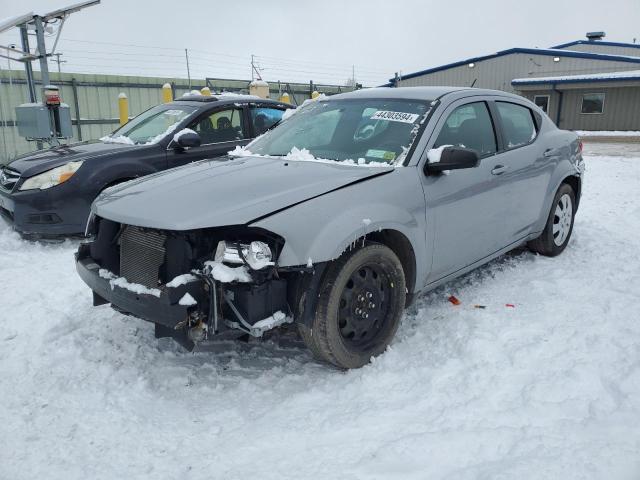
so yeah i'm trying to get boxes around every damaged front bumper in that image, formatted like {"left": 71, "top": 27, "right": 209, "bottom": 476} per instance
{"left": 75, "top": 241, "right": 294, "bottom": 346}
{"left": 75, "top": 247, "right": 204, "bottom": 329}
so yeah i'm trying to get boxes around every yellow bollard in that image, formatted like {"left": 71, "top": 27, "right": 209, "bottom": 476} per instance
{"left": 311, "top": 90, "right": 320, "bottom": 99}
{"left": 280, "top": 92, "right": 290, "bottom": 104}
{"left": 162, "top": 83, "right": 173, "bottom": 103}
{"left": 200, "top": 87, "right": 212, "bottom": 96}
{"left": 118, "top": 92, "right": 129, "bottom": 126}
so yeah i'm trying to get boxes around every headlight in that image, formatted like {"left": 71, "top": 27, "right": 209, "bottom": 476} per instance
{"left": 19, "top": 161, "right": 83, "bottom": 191}
{"left": 215, "top": 240, "right": 273, "bottom": 270}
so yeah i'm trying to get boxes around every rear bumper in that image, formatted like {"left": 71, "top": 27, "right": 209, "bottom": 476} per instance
{"left": 75, "top": 247, "right": 205, "bottom": 329}
{"left": 0, "top": 183, "right": 90, "bottom": 236}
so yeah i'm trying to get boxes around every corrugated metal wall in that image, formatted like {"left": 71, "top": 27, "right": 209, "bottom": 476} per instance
{"left": 397, "top": 53, "right": 640, "bottom": 92}
{"left": 555, "top": 43, "right": 640, "bottom": 58}
{"left": 0, "top": 69, "right": 352, "bottom": 165}
{"left": 518, "top": 83, "right": 640, "bottom": 131}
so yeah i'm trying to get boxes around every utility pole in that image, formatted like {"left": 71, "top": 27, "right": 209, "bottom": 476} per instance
{"left": 251, "top": 54, "right": 262, "bottom": 81}
{"left": 352, "top": 64, "right": 355, "bottom": 88}
{"left": 52, "top": 53, "right": 66, "bottom": 74}
{"left": 19, "top": 25, "right": 37, "bottom": 103}
{"left": 33, "top": 16, "right": 51, "bottom": 89}
{"left": 185, "top": 48, "right": 191, "bottom": 89}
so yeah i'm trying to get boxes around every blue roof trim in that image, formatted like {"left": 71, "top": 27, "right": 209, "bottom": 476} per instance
{"left": 512, "top": 75, "right": 640, "bottom": 86}
{"left": 552, "top": 40, "right": 640, "bottom": 50}
{"left": 392, "top": 47, "right": 640, "bottom": 82}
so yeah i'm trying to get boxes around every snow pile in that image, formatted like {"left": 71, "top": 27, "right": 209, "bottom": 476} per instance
{"left": 100, "top": 135, "right": 135, "bottom": 145}
{"left": 283, "top": 146, "right": 315, "bottom": 161}
{"left": 1, "top": 143, "right": 640, "bottom": 479}
{"left": 426, "top": 144, "right": 453, "bottom": 163}
{"left": 203, "top": 260, "right": 251, "bottom": 283}
{"left": 172, "top": 128, "right": 197, "bottom": 144}
{"left": 166, "top": 273, "right": 198, "bottom": 288}
{"left": 98, "top": 269, "right": 161, "bottom": 297}
{"left": 513, "top": 69, "right": 640, "bottom": 84}
{"left": 178, "top": 293, "right": 197, "bottom": 306}
{"left": 251, "top": 311, "right": 290, "bottom": 334}
{"left": 227, "top": 145, "right": 254, "bottom": 157}
{"left": 576, "top": 130, "right": 640, "bottom": 137}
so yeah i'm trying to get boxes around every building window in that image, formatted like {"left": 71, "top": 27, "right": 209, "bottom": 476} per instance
{"left": 533, "top": 95, "right": 550, "bottom": 114}
{"left": 581, "top": 93, "right": 605, "bottom": 114}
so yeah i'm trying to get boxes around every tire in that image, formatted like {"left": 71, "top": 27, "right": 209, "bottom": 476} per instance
{"left": 299, "top": 243, "right": 406, "bottom": 369}
{"left": 528, "top": 183, "right": 576, "bottom": 257}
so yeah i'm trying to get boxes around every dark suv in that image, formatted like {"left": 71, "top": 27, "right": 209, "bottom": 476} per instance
{"left": 0, "top": 95, "right": 291, "bottom": 237}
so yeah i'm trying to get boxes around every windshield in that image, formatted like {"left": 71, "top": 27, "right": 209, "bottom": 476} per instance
{"left": 242, "top": 98, "right": 431, "bottom": 165}
{"left": 102, "top": 104, "right": 197, "bottom": 145}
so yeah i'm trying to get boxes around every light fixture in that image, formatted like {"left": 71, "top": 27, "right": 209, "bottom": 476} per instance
{"left": 468, "top": 63, "right": 475, "bottom": 68}
{"left": 553, "top": 57, "right": 561, "bottom": 62}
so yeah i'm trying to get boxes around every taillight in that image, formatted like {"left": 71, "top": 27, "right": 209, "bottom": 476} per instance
{"left": 577, "top": 140, "right": 583, "bottom": 154}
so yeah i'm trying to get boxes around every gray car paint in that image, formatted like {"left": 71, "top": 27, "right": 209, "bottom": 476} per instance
{"left": 91, "top": 86, "right": 583, "bottom": 296}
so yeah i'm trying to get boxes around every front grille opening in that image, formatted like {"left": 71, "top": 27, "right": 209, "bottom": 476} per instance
{"left": 119, "top": 225, "right": 167, "bottom": 288}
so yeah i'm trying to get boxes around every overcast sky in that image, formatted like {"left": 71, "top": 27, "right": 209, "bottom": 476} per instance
{"left": 0, "top": 0, "right": 638, "bottom": 86}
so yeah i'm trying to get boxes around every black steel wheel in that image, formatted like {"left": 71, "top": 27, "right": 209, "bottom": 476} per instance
{"left": 299, "top": 243, "right": 406, "bottom": 369}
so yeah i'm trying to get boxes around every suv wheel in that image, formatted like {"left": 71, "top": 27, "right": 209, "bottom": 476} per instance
{"left": 299, "top": 243, "right": 406, "bottom": 369}
{"left": 528, "top": 183, "right": 576, "bottom": 257}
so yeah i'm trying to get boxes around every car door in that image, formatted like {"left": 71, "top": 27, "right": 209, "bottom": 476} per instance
{"left": 167, "top": 106, "right": 251, "bottom": 167}
{"left": 489, "top": 100, "right": 554, "bottom": 242}
{"left": 422, "top": 99, "right": 512, "bottom": 283}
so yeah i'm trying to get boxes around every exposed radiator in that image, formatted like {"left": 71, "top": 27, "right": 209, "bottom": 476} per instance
{"left": 119, "top": 225, "right": 166, "bottom": 288}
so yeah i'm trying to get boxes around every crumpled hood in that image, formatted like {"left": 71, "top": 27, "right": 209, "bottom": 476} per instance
{"left": 9, "top": 141, "right": 148, "bottom": 178}
{"left": 93, "top": 156, "right": 394, "bottom": 230}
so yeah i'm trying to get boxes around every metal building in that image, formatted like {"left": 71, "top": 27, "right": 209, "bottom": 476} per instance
{"left": 392, "top": 33, "right": 640, "bottom": 131}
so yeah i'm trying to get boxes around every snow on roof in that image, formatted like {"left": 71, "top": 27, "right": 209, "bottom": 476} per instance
{"left": 391, "top": 47, "right": 640, "bottom": 83}
{"left": 512, "top": 69, "right": 640, "bottom": 85}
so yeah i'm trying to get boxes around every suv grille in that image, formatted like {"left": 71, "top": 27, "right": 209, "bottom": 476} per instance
{"left": 119, "top": 225, "right": 166, "bottom": 288}
{"left": 0, "top": 166, "right": 21, "bottom": 192}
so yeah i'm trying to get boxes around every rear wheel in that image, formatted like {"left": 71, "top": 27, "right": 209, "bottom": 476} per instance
{"left": 299, "top": 243, "right": 406, "bottom": 369}
{"left": 528, "top": 183, "right": 576, "bottom": 256}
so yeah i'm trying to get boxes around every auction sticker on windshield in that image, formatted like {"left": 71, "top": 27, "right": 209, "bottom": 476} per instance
{"left": 371, "top": 111, "right": 420, "bottom": 123}
{"left": 366, "top": 149, "right": 396, "bottom": 161}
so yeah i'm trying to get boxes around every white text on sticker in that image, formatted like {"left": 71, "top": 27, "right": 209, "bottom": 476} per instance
{"left": 371, "top": 111, "right": 420, "bottom": 123}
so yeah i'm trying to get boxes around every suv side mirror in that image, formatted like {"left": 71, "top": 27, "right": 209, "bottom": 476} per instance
{"left": 425, "top": 146, "right": 480, "bottom": 174}
{"left": 175, "top": 131, "right": 201, "bottom": 149}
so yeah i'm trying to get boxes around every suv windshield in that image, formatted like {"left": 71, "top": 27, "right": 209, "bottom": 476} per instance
{"left": 102, "top": 104, "right": 197, "bottom": 145}
{"left": 241, "top": 98, "right": 430, "bottom": 165}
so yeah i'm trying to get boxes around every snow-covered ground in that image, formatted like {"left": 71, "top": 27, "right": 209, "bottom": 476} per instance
{"left": 1, "top": 143, "right": 639, "bottom": 480}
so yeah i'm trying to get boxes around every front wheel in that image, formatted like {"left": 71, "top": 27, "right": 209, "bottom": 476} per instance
{"left": 299, "top": 243, "right": 406, "bottom": 369}
{"left": 528, "top": 183, "right": 576, "bottom": 256}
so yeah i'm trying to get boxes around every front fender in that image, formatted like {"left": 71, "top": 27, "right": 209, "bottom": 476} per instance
{"left": 250, "top": 167, "right": 429, "bottom": 292}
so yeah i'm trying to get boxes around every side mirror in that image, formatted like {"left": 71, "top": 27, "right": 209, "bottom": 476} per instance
{"left": 174, "top": 131, "right": 201, "bottom": 149}
{"left": 425, "top": 146, "right": 480, "bottom": 174}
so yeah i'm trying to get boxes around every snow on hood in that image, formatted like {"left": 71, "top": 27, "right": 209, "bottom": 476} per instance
{"left": 92, "top": 155, "right": 394, "bottom": 231}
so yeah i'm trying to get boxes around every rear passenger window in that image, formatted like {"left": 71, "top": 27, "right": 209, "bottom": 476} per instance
{"left": 496, "top": 102, "right": 537, "bottom": 149}
{"left": 251, "top": 107, "right": 285, "bottom": 136}
{"left": 434, "top": 102, "right": 496, "bottom": 157}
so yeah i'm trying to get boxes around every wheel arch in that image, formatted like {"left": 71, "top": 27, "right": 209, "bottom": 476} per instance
{"left": 561, "top": 174, "right": 581, "bottom": 209}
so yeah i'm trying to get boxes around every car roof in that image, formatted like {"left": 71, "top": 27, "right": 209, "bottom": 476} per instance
{"left": 325, "top": 86, "right": 529, "bottom": 103}
{"left": 328, "top": 86, "right": 467, "bottom": 101}
{"left": 171, "top": 95, "right": 291, "bottom": 108}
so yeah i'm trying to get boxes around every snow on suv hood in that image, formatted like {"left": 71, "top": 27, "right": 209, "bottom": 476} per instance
{"left": 93, "top": 156, "right": 393, "bottom": 230}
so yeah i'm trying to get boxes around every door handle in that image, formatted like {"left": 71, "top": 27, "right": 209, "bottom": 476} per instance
{"left": 491, "top": 165, "right": 508, "bottom": 175}
{"left": 543, "top": 148, "right": 557, "bottom": 158}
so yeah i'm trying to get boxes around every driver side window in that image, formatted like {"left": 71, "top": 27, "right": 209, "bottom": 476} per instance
{"left": 434, "top": 102, "right": 497, "bottom": 157}
{"left": 190, "top": 108, "right": 246, "bottom": 144}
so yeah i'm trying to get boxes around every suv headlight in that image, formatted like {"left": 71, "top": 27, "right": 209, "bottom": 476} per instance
{"left": 19, "top": 161, "right": 83, "bottom": 191}
{"left": 215, "top": 240, "right": 274, "bottom": 270}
